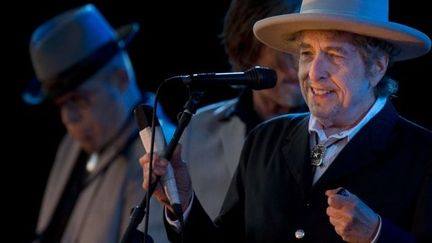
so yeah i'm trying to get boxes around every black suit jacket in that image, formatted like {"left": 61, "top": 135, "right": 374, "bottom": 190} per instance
{"left": 168, "top": 101, "right": 432, "bottom": 243}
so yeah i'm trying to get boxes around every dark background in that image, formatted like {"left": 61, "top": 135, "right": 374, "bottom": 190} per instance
{"left": 4, "top": 1, "right": 431, "bottom": 242}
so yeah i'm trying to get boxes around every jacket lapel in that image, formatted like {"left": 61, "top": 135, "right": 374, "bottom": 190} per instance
{"left": 37, "top": 137, "right": 81, "bottom": 232}
{"left": 281, "top": 116, "right": 313, "bottom": 197}
{"left": 213, "top": 99, "right": 245, "bottom": 176}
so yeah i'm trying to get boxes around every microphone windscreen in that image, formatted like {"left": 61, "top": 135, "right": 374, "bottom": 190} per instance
{"left": 246, "top": 66, "right": 277, "bottom": 90}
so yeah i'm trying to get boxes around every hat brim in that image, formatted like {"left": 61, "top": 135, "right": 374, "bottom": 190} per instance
{"left": 22, "top": 22, "right": 139, "bottom": 105}
{"left": 253, "top": 13, "right": 431, "bottom": 62}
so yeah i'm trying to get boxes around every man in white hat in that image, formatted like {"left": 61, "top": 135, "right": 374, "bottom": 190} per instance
{"left": 25, "top": 4, "right": 174, "bottom": 243}
{"left": 140, "top": 0, "right": 431, "bottom": 242}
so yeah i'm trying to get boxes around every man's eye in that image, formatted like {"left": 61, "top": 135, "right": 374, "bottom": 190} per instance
{"left": 328, "top": 52, "right": 343, "bottom": 58}
{"left": 299, "top": 51, "right": 313, "bottom": 60}
{"left": 300, "top": 51, "right": 311, "bottom": 56}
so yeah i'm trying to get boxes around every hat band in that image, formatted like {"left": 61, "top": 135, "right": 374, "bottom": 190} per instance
{"left": 301, "top": 0, "right": 388, "bottom": 21}
{"left": 42, "top": 40, "right": 122, "bottom": 98}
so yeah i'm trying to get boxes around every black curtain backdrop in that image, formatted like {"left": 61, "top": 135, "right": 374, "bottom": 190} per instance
{"left": 4, "top": 1, "right": 430, "bottom": 242}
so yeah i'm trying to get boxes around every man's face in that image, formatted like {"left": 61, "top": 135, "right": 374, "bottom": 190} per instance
{"left": 253, "top": 46, "right": 305, "bottom": 117}
{"left": 297, "top": 31, "right": 377, "bottom": 129}
{"left": 54, "top": 71, "right": 123, "bottom": 153}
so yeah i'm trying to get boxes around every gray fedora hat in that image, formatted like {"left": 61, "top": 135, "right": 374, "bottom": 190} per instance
{"left": 23, "top": 3, "right": 139, "bottom": 105}
{"left": 253, "top": 0, "right": 431, "bottom": 62}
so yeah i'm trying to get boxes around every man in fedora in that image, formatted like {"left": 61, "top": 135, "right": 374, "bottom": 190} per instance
{"left": 25, "top": 4, "right": 174, "bottom": 243}
{"left": 139, "top": 0, "right": 432, "bottom": 242}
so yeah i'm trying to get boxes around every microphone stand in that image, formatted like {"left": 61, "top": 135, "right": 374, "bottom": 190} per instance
{"left": 120, "top": 90, "right": 204, "bottom": 243}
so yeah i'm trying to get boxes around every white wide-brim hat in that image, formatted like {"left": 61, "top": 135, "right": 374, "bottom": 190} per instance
{"left": 23, "top": 3, "right": 139, "bottom": 105}
{"left": 253, "top": 0, "right": 431, "bottom": 62}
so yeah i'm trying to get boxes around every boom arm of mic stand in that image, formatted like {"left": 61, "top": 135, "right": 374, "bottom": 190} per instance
{"left": 120, "top": 91, "right": 204, "bottom": 243}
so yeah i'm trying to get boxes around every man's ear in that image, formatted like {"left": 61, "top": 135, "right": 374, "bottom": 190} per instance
{"left": 370, "top": 54, "right": 389, "bottom": 87}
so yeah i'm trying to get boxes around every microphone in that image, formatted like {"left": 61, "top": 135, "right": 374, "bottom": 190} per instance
{"left": 134, "top": 105, "right": 183, "bottom": 219}
{"left": 165, "top": 66, "right": 277, "bottom": 90}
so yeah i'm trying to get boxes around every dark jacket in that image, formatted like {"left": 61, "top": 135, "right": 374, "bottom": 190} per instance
{"left": 169, "top": 101, "right": 432, "bottom": 243}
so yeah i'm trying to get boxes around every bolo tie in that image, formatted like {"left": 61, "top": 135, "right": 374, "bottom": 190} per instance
{"left": 310, "top": 135, "right": 345, "bottom": 167}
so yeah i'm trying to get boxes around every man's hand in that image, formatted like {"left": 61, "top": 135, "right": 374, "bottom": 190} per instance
{"left": 139, "top": 144, "right": 193, "bottom": 214}
{"left": 326, "top": 188, "right": 380, "bottom": 243}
